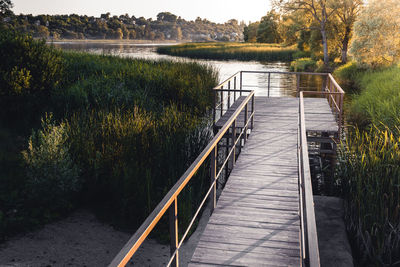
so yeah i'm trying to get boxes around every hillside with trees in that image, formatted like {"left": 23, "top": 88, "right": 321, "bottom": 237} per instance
{"left": 1, "top": 11, "right": 245, "bottom": 41}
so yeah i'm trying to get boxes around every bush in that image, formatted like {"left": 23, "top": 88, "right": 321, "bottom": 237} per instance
{"left": 290, "top": 57, "right": 317, "bottom": 72}
{"left": 22, "top": 114, "right": 80, "bottom": 218}
{"left": 336, "top": 126, "right": 400, "bottom": 265}
{"left": 0, "top": 29, "right": 64, "bottom": 127}
{"left": 333, "top": 61, "right": 365, "bottom": 93}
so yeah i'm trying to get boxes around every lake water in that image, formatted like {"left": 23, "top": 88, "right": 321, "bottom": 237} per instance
{"left": 52, "top": 42, "right": 323, "bottom": 97}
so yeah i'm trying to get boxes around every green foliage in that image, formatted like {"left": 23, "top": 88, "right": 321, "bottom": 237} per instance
{"left": 0, "top": 36, "right": 219, "bottom": 240}
{"left": 22, "top": 114, "right": 80, "bottom": 217}
{"left": 333, "top": 61, "right": 364, "bottom": 93}
{"left": 243, "top": 22, "right": 260, "bottom": 43}
{"left": 157, "top": 42, "right": 297, "bottom": 62}
{"left": 350, "top": 0, "right": 400, "bottom": 68}
{"left": 336, "top": 126, "right": 400, "bottom": 265}
{"left": 348, "top": 66, "right": 400, "bottom": 130}
{"left": 0, "top": 29, "right": 64, "bottom": 128}
{"left": 289, "top": 57, "right": 317, "bottom": 72}
{"left": 256, "top": 10, "right": 282, "bottom": 43}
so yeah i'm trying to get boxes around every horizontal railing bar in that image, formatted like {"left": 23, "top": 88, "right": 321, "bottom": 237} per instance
{"left": 328, "top": 74, "right": 345, "bottom": 94}
{"left": 109, "top": 90, "right": 255, "bottom": 267}
{"left": 241, "top": 70, "right": 329, "bottom": 76}
{"left": 214, "top": 71, "right": 241, "bottom": 89}
{"left": 216, "top": 89, "right": 253, "bottom": 93}
{"left": 302, "top": 91, "right": 343, "bottom": 95}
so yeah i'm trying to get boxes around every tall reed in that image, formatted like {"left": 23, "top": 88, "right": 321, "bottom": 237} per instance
{"left": 336, "top": 126, "right": 400, "bottom": 265}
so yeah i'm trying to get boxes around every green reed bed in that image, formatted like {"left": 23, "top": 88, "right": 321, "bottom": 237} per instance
{"left": 336, "top": 126, "right": 400, "bottom": 266}
{"left": 0, "top": 30, "right": 219, "bottom": 240}
{"left": 157, "top": 42, "right": 298, "bottom": 62}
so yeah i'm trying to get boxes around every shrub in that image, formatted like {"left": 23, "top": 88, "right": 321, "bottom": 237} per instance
{"left": 22, "top": 114, "right": 80, "bottom": 218}
{"left": 0, "top": 29, "right": 64, "bottom": 127}
{"left": 290, "top": 57, "right": 317, "bottom": 72}
{"left": 336, "top": 126, "right": 400, "bottom": 265}
{"left": 333, "top": 61, "right": 365, "bottom": 93}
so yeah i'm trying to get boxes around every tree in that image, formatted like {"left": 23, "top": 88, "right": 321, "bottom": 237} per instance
{"left": 276, "top": 0, "right": 337, "bottom": 67}
{"left": 257, "top": 10, "right": 282, "bottom": 43}
{"left": 350, "top": 0, "right": 400, "bottom": 68}
{"left": 331, "top": 0, "right": 362, "bottom": 63}
{"left": 243, "top": 22, "right": 260, "bottom": 42}
{"left": 0, "top": 0, "right": 12, "bottom": 16}
{"left": 156, "top": 12, "right": 177, "bottom": 23}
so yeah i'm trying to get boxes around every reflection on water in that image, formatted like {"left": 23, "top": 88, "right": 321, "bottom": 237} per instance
{"left": 52, "top": 41, "right": 322, "bottom": 97}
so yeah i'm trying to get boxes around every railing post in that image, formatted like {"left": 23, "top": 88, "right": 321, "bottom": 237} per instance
{"left": 234, "top": 76, "right": 237, "bottom": 101}
{"left": 251, "top": 94, "right": 255, "bottom": 130}
{"left": 213, "top": 90, "right": 216, "bottom": 125}
{"left": 228, "top": 81, "right": 231, "bottom": 108}
{"left": 220, "top": 87, "right": 223, "bottom": 117}
{"left": 231, "top": 120, "right": 237, "bottom": 168}
{"left": 210, "top": 146, "right": 217, "bottom": 212}
{"left": 169, "top": 198, "right": 179, "bottom": 267}
{"left": 268, "top": 72, "right": 271, "bottom": 98}
{"left": 244, "top": 103, "right": 248, "bottom": 143}
{"left": 240, "top": 71, "right": 243, "bottom": 96}
{"left": 296, "top": 74, "right": 300, "bottom": 97}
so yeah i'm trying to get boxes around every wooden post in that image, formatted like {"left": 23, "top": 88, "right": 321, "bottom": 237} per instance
{"left": 268, "top": 72, "right": 271, "bottom": 98}
{"left": 169, "top": 198, "right": 179, "bottom": 267}
{"left": 210, "top": 146, "right": 217, "bottom": 212}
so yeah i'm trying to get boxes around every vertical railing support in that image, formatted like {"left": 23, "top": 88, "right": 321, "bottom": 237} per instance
{"left": 228, "top": 81, "right": 231, "bottom": 108}
{"left": 213, "top": 90, "right": 216, "bottom": 125}
{"left": 296, "top": 74, "right": 300, "bottom": 97}
{"left": 169, "top": 198, "right": 179, "bottom": 267}
{"left": 251, "top": 94, "right": 255, "bottom": 130}
{"left": 220, "top": 87, "right": 223, "bottom": 117}
{"left": 244, "top": 103, "right": 248, "bottom": 143}
{"left": 234, "top": 76, "right": 237, "bottom": 101}
{"left": 210, "top": 146, "right": 217, "bottom": 212}
{"left": 268, "top": 72, "right": 271, "bottom": 98}
{"left": 240, "top": 71, "right": 243, "bottom": 96}
{"left": 231, "top": 120, "right": 237, "bottom": 169}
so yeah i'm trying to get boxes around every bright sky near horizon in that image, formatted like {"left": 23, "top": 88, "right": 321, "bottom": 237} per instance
{"left": 11, "top": 0, "right": 271, "bottom": 24}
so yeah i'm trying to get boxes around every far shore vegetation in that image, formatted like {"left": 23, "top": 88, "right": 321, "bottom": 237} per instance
{"left": 157, "top": 42, "right": 299, "bottom": 61}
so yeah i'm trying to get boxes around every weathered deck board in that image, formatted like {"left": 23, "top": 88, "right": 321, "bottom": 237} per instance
{"left": 189, "top": 97, "right": 338, "bottom": 267}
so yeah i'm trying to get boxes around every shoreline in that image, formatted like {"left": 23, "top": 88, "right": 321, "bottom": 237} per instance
{"left": 46, "top": 39, "right": 188, "bottom": 44}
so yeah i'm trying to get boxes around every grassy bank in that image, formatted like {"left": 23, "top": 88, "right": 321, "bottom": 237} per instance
{"left": 157, "top": 42, "right": 298, "bottom": 62}
{"left": 0, "top": 30, "right": 218, "bottom": 240}
{"left": 334, "top": 62, "right": 400, "bottom": 265}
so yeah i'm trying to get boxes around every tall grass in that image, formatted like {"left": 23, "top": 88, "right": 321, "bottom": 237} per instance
{"left": 345, "top": 65, "right": 400, "bottom": 131}
{"left": 157, "top": 42, "right": 298, "bottom": 62}
{"left": 0, "top": 31, "right": 219, "bottom": 240}
{"left": 336, "top": 126, "right": 400, "bottom": 266}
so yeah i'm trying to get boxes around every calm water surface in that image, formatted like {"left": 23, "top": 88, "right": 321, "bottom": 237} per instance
{"left": 52, "top": 42, "right": 323, "bottom": 97}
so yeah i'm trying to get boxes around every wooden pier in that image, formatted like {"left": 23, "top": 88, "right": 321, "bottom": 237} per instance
{"left": 109, "top": 71, "right": 344, "bottom": 267}
{"left": 190, "top": 97, "right": 335, "bottom": 266}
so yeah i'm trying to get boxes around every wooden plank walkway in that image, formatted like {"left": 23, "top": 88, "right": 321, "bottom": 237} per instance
{"left": 189, "top": 97, "right": 337, "bottom": 267}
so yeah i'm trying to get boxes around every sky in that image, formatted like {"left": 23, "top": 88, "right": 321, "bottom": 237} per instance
{"left": 12, "top": 0, "right": 271, "bottom": 24}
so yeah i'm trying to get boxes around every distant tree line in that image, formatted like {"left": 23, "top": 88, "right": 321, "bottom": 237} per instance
{"left": 1, "top": 11, "right": 245, "bottom": 41}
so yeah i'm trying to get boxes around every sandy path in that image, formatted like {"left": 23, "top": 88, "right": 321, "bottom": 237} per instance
{"left": 0, "top": 207, "right": 211, "bottom": 267}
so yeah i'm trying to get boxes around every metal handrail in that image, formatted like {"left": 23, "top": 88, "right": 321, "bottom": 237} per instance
{"left": 299, "top": 92, "right": 321, "bottom": 267}
{"left": 109, "top": 87, "right": 255, "bottom": 267}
